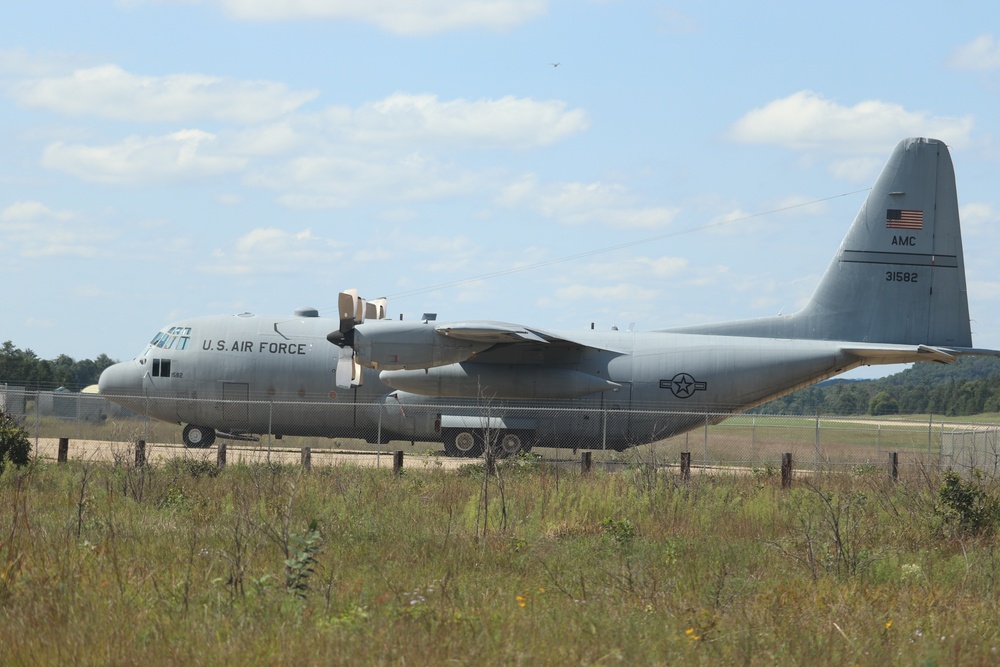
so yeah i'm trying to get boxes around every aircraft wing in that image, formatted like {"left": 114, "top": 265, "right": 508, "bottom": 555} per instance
{"left": 435, "top": 321, "right": 628, "bottom": 353}
{"left": 436, "top": 321, "right": 549, "bottom": 344}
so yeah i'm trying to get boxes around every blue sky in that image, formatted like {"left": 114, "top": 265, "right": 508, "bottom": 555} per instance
{"left": 2, "top": 1, "right": 999, "bottom": 379}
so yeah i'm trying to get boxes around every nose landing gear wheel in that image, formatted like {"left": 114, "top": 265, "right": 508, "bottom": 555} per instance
{"left": 182, "top": 424, "right": 216, "bottom": 448}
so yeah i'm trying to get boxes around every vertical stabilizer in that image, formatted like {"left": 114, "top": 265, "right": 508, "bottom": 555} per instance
{"left": 667, "top": 138, "right": 972, "bottom": 347}
{"left": 797, "top": 137, "right": 970, "bottom": 346}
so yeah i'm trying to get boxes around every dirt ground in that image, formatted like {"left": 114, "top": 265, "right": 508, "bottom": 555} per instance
{"left": 31, "top": 438, "right": 472, "bottom": 470}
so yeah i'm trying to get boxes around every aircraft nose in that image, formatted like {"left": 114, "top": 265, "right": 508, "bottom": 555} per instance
{"left": 98, "top": 360, "right": 143, "bottom": 396}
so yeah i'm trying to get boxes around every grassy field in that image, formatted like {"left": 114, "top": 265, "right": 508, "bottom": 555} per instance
{"left": 2, "top": 454, "right": 1000, "bottom": 665}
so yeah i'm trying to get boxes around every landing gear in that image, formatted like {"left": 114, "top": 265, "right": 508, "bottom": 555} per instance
{"left": 182, "top": 424, "right": 216, "bottom": 448}
{"left": 498, "top": 431, "right": 533, "bottom": 458}
{"left": 444, "top": 429, "right": 483, "bottom": 457}
{"left": 442, "top": 429, "right": 534, "bottom": 458}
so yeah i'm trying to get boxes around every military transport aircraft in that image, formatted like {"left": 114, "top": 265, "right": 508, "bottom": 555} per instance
{"left": 98, "top": 138, "right": 1000, "bottom": 456}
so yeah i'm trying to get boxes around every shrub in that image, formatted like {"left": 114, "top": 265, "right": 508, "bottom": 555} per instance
{"left": 0, "top": 410, "right": 31, "bottom": 474}
{"left": 938, "top": 470, "right": 999, "bottom": 534}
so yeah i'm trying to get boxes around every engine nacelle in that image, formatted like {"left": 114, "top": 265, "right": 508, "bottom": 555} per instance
{"left": 380, "top": 362, "right": 621, "bottom": 399}
{"left": 352, "top": 321, "right": 491, "bottom": 371}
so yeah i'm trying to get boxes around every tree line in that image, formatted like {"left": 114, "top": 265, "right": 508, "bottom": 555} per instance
{"left": 754, "top": 357, "right": 1000, "bottom": 417}
{"left": 1, "top": 341, "right": 117, "bottom": 391}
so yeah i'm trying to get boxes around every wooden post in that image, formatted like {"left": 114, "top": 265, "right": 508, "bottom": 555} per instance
{"left": 301, "top": 447, "right": 312, "bottom": 470}
{"left": 889, "top": 451, "right": 898, "bottom": 481}
{"left": 680, "top": 452, "right": 691, "bottom": 480}
{"left": 393, "top": 450, "right": 404, "bottom": 476}
{"left": 581, "top": 450, "right": 592, "bottom": 474}
{"left": 57, "top": 437, "right": 69, "bottom": 464}
{"left": 135, "top": 440, "right": 146, "bottom": 468}
{"left": 781, "top": 452, "right": 793, "bottom": 489}
{"left": 217, "top": 443, "right": 227, "bottom": 469}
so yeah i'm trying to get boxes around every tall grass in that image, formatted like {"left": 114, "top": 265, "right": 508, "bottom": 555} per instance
{"left": 2, "top": 456, "right": 999, "bottom": 665}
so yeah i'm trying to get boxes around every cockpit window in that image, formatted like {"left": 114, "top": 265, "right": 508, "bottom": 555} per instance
{"left": 148, "top": 327, "right": 192, "bottom": 351}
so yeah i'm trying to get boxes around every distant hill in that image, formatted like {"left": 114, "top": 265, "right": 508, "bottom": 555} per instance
{"left": 755, "top": 356, "right": 1000, "bottom": 416}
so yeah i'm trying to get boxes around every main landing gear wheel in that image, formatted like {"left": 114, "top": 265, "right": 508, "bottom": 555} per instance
{"left": 497, "top": 432, "right": 523, "bottom": 458}
{"left": 182, "top": 424, "right": 216, "bottom": 448}
{"left": 444, "top": 429, "right": 483, "bottom": 458}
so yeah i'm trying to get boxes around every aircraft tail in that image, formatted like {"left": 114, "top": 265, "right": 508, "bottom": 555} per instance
{"left": 670, "top": 137, "right": 973, "bottom": 347}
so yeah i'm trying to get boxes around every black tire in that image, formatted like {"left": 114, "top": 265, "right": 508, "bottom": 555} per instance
{"left": 496, "top": 431, "right": 523, "bottom": 458}
{"left": 182, "top": 424, "right": 216, "bottom": 448}
{"left": 443, "top": 429, "right": 483, "bottom": 457}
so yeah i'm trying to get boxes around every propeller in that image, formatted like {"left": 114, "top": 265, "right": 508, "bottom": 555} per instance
{"left": 328, "top": 290, "right": 387, "bottom": 388}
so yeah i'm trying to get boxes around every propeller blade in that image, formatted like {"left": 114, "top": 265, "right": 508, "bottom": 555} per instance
{"left": 351, "top": 356, "right": 363, "bottom": 386}
{"left": 332, "top": 289, "right": 386, "bottom": 351}
{"left": 366, "top": 297, "right": 387, "bottom": 321}
{"left": 335, "top": 346, "right": 355, "bottom": 388}
{"left": 338, "top": 289, "right": 358, "bottom": 333}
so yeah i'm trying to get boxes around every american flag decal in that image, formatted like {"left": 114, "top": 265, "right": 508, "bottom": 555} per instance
{"left": 886, "top": 209, "right": 923, "bottom": 230}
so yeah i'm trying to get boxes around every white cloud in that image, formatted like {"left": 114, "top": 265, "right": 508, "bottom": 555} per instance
{"left": 206, "top": 0, "right": 547, "bottom": 34}
{"left": 41, "top": 130, "right": 247, "bottom": 184}
{"left": 0, "top": 202, "right": 112, "bottom": 259}
{"left": 252, "top": 151, "right": 486, "bottom": 207}
{"left": 826, "top": 156, "right": 884, "bottom": 183}
{"left": 231, "top": 122, "right": 306, "bottom": 155}
{"left": 204, "top": 227, "right": 344, "bottom": 275}
{"left": 500, "top": 177, "right": 678, "bottom": 228}
{"left": 961, "top": 202, "right": 1000, "bottom": 234}
{"left": 554, "top": 282, "right": 658, "bottom": 303}
{"left": 10, "top": 64, "right": 318, "bottom": 123}
{"left": 0, "top": 48, "right": 95, "bottom": 77}
{"left": 346, "top": 93, "right": 588, "bottom": 148}
{"left": 27, "top": 85, "right": 586, "bottom": 199}
{"left": 636, "top": 256, "right": 687, "bottom": 277}
{"left": 654, "top": 7, "right": 700, "bottom": 34}
{"left": 969, "top": 280, "right": 1000, "bottom": 301}
{"left": 1, "top": 200, "right": 73, "bottom": 222}
{"left": 730, "top": 91, "right": 974, "bottom": 152}
{"left": 948, "top": 35, "right": 1000, "bottom": 71}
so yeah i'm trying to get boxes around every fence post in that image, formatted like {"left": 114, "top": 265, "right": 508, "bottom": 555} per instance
{"left": 814, "top": 414, "right": 821, "bottom": 468}
{"left": 58, "top": 437, "right": 69, "bottom": 464}
{"left": 888, "top": 451, "right": 898, "bottom": 481}
{"left": 393, "top": 450, "right": 404, "bottom": 476}
{"left": 581, "top": 450, "right": 592, "bottom": 474}
{"left": 781, "top": 452, "right": 793, "bottom": 489}
{"left": 217, "top": 442, "right": 227, "bottom": 469}
{"left": 135, "top": 439, "right": 146, "bottom": 468}
{"left": 703, "top": 413, "right": 709, "bottom": 464}
{"left": 928, "top": 414, "right": 934, "bottom": 464}
{"left": 681, "top": 451, "right": 691, "bottom": 480}
{"left": 602, "top": 405, "right": 607, "bottom": 451}
{"left": 301, "top": 447, "right": 312, "bottom": 471}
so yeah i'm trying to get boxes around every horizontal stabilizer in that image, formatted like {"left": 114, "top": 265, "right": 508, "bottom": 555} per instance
{"left": 843, "top": 344, "right": 956, "bottom": 366}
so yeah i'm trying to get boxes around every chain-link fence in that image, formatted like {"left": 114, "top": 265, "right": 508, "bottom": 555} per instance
{"left": 6, "top": 386, "right": 999, "bottom": 474}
